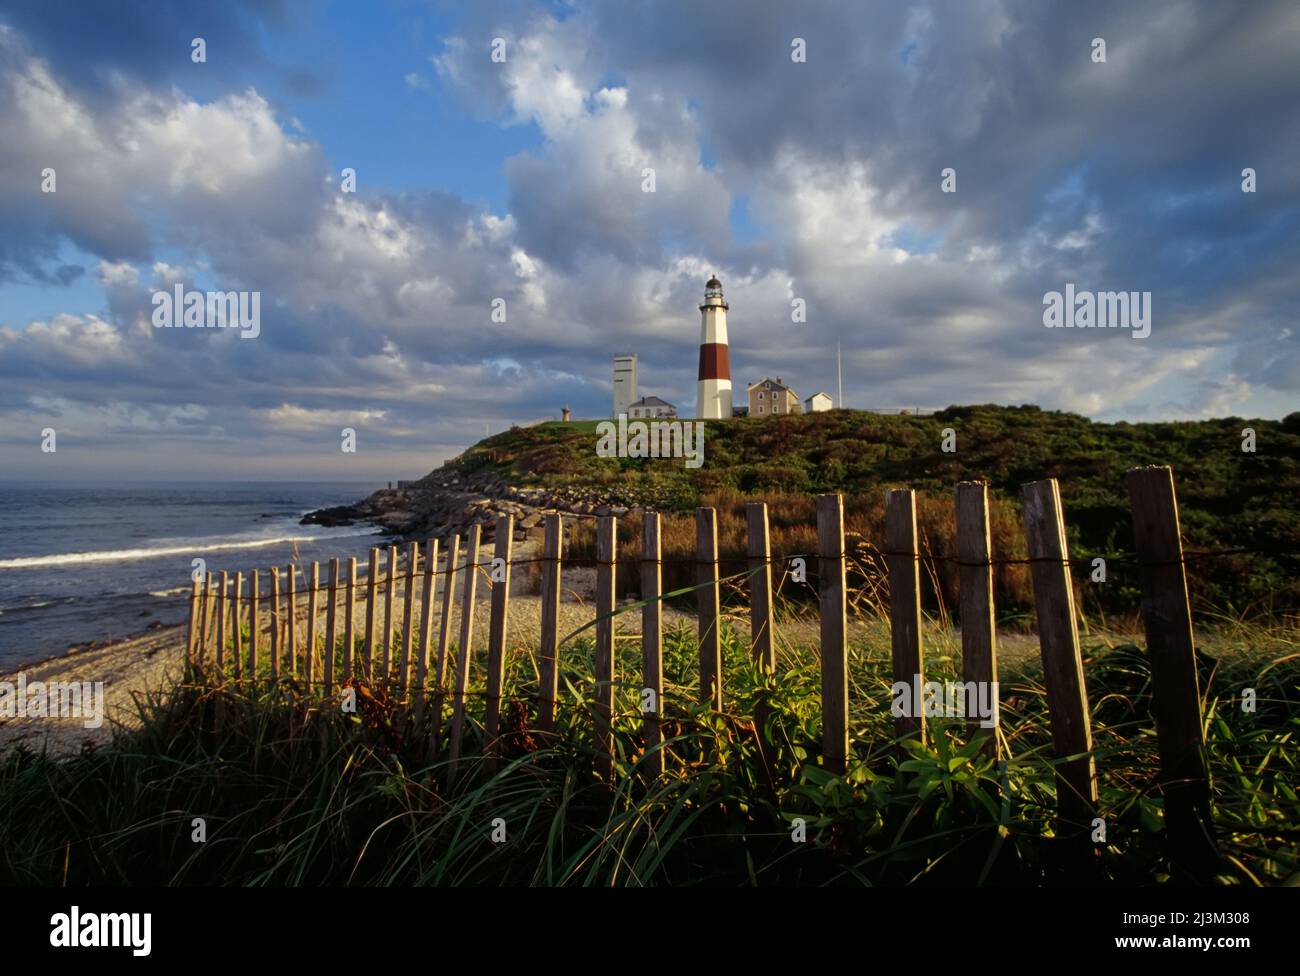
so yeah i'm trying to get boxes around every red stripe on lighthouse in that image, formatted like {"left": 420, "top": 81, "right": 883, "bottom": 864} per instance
{"left": 698, "top": 343, "right": 730, "bottom": 381}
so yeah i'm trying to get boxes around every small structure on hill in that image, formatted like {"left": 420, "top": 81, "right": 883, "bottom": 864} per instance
{"left": 748, "top": 377, "right": 800, "bottom": 417}
{"left": 805, "top": 391, "right": 833, "bottom": 412}
{"left": 627, "top": 396, "right": 677, "bottom": 419}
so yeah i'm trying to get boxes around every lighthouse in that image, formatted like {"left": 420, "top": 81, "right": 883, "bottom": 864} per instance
{"left": 696, "top": 274, "right": 732, "bottom": 419}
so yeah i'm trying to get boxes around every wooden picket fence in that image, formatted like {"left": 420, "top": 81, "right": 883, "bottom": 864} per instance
{"left": 183, "top": 464, "right": 1218, "bottom": 872}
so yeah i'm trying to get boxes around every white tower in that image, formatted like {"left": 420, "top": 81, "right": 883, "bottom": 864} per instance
{"left": 613, "top": 354, "right": 637, "bottom": 417}
{"left": 696, "top": 275, "right": 732, "bottom": 419}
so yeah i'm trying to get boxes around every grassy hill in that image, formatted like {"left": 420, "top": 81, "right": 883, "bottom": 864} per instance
{"left": 443, "top": 405, "right": 1300, "bottom": 618}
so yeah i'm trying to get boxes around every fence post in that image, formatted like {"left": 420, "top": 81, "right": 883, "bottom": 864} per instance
{"left": 537, "top": 516, "right": 563, "bottom": 733}
{"left": 185, "top": 578, "right": 201, "bottom": 673}
{"left": 594, "top": 515, "right": 617, "bottom": 781}
{"left": 217, "top": 571, "right": 229, "bottom": 675}
{"left": 956, "top": 481, "right": 1000, "bottom": 755}
{"left": 344, "top": 557, "right": 357, "bottom": 680}
{"left": 696, "top": 507, "right": 723, "bottom": 710}
{"left": 232, "top": 571, "right": 244, "bottom": 680}
{"left": 817, "top": 494, "right": 849, "bottom": 775}
{"left": 418, "top": 538, "right": 439, "bottom": 685}
{"left": 249, "top": 569, "right": 260, "bottom": 682}
{"left": 287, "top": 564, "right": 299, "bottom": 679}
{"left": 383, "top": 544, "right": 399, "bottom": 684}
{"left": 431, "top": 534, "right": 461, "bottom": 757}
{"left": 746, "top": 502, "right": 776, "bottom": 673}
{"left": 1126, "top": 465, "right": 1218, "bottom": 877}
{"left": 448, "top": 523, "right": 481, "bottom": 781}
{"left": 414, "top": 538, "right": 439, "bottom": 730}
{"left": 1021, "top": 479, "right": 1098, "bottom": 849}
{"left": 325, "top": 558, "right": 339, "bottom": 696}
{"left": 364, "top": 548, "right": 379, "bottom": 683}
{"left": 306, "top": 562, "right": 319, "bottom": 689}
{"left": 198, "top": 572, "right": 214, "bottom": 675}
{"left": 484, "top": 515, "right": 513, "bottom": 753}
{"left": 435, "top": 534, "right": 461, "bottom": 699}
{"left": 399, "top": 541, "right": 420, "bottom": 695}
{"left": 270, "top": 567, "right": 281, "bottom": 682}
{"left": 886, "top": 489, "right": 925, "bottom": 744}
{"left": 642, "top": 512, "right": 664, "bottom": 777}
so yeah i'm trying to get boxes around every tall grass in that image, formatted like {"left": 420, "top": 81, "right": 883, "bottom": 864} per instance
{"left": 1, "top": 613, "right": 1295, "bottom": 886}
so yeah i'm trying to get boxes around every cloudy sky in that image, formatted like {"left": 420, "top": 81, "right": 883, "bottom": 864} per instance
{"left": 0, "top": 0, "right": 1296, "bottom": 481}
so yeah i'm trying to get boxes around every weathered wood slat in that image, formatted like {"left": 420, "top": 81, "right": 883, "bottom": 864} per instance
{"left": 249, "top": 569, "right": 260, "bottom": 680}
{"left": 641, "top": 512, "right": 664, "bottom": 777}
{"left": 399, "top": 541, "right": 419, "bottom": 694}
{"left": 324, "top": 558, "right": 339, "bottom": 695}
{"left": 270, "top": 567, "right": 280, "bottom": 682}
{"left": 232, "top": 571, "right": 244, "bottom": 680}
{"left": 886, "top": 489, "right": 925, "bottom": 744}
{"left": 746, "top": 502, "right": 776, "bottom": 673}
{"left": 448, "top": 524, "right": 481, "bottom": 780}
{"left": 198, "top": 572, "right": 214, "bottom": 674}
{"left": 287, "top": 564, "right": 298, "bottom": 679}
{"left": 383, "top": 544, "right": 398, "bottom": 683}
{"left": 594, "top": 515, "right": 617, "bottom": 780}
{"left": 484, "top": 515, "right": 513, "bottom": 750}
{"left": 435, "top": 534, "right": 461, "bottom": 695}
{"left": 537, "top": 515, "right": 563, "bottom": 733}
{"left": 185, "top": 578, "right": 201, "bottom": 672}
{"left": 417, "top": 538, "right": 439, "bottom": 688}
{"left": 414, "top": 538, "right": 439, "bottom": 730}
{"left": 696, "top": 507, "right": 722, "bottom": 709}
{"left": 344, "top": 557, "right": 357, "bottom": 679}
{"left": 1127, "top": 465, "right": 1218, "bottom": 875}
{"left": 817, "top": 494, "right": 849, "bottom": 775}
{"left": 956, "top": 481, "right": 999, "bottom": 754}
{"left": 306, "top": 562, "right": 319, "bottom": 688}
{"left": 364, "top": 547, "right": 379, "bottom": 682}
{"left": 217, "top": 571, "right": 229, "bottom": 674}
{"left": 1021, "top": 478, "right": 1098, "bottom": 839}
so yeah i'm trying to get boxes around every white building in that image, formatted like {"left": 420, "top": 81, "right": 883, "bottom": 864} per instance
{"left": 805, "top": 391, "right": 833, "bottom": 412}
{"left": 627, "top": 396, "right": 677, "bottom": 419}
{"left": 612, "top": 354, "right": 638, "bottom": 418}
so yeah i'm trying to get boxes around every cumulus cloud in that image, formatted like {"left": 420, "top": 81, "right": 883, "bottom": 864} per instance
{"left": 262, "top": 403, "right": 389, "bottom": 429}
{"left": 1, "top": 0, "right": 1297, "bottom": 479}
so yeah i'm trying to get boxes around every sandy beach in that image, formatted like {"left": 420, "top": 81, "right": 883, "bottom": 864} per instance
{"left": 0, "top": 555, "right": 705, "bottom": 756}
{"left": 0, "top": 574, "right": 1052, "bottom": 757}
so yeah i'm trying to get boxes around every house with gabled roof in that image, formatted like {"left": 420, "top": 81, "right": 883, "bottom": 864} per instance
{"left": 747, "top": 377, "right": 800, "bottom": 417}
{"left": 627, "top": 395, "right": 677, "bottom": 419}
{"left": 805, "top": 391, "right": 833, "bottom": 412}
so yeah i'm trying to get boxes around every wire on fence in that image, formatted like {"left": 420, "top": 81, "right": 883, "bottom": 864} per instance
{"left": 194, "top": 541, "right": 1300, "bottom": 603}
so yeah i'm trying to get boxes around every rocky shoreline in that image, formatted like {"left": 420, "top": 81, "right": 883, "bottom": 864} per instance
{"left": 300, "top": 466, "right": 644, "bottom": 545}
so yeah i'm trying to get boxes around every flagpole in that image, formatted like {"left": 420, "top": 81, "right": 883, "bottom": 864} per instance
{"left": 836, "top": 339, "right": 843, "bottom": 409}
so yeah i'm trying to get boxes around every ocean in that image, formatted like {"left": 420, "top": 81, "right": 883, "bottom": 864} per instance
{"left": 0, "top": 481, "right": 386, "bottom": 670}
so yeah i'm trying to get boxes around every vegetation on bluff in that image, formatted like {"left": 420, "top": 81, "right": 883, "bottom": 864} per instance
{"left": 446, "top": 406, "right": 1300, "bottom": 619}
